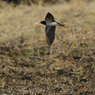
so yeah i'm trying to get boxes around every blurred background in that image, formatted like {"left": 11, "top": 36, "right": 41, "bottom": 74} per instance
{"left": 0, "top": 0, "right": 94, "bottom": 6}
{"left": 0, "top": 0, "right": 95, "bottom": 95}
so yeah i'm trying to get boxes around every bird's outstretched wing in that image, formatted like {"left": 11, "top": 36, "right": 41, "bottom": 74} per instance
{"left": 45, "top": 26, "right": 56, "bottom": 46}
{"left": 45, "top": 12, "right": 55, "bottom": 21}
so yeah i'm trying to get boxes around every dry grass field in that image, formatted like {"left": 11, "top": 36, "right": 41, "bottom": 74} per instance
{"left": 0, "top": 0, "right": 95, "bottom": 95}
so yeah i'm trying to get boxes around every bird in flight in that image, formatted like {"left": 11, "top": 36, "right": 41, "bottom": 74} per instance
{"left": 40, "top": 12, "right": 67, "bottom": 46}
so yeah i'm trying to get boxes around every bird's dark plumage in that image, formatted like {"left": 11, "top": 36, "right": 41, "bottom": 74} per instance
{"left": 40, "top": 21, "right": 46, "bottom": 25}
{"left": 45, "top": 12, "right": 56, "bottom": 46}
{"left": 45, "top": 12, "right": 55, "bottom": 21}
{"left": 45, "top": 26, "right": 56, "bottom": 46}
{"left": 40, "top": 12, "right": 67, "bottom": 46}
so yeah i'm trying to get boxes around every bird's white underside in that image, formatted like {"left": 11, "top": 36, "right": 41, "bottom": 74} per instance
{"left": 46, "top": 21, "right": 59, "bottom": 26}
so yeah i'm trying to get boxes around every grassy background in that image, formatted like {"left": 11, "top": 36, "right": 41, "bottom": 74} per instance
{"left": 0, "top": 0, "right": 95, "bottom": 94}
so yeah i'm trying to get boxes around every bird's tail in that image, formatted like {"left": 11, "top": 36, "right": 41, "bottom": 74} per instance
{"left": 57, "top": 23, "right": 70, "bottom": 28}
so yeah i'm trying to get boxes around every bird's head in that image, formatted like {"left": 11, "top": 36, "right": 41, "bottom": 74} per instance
{"left": 40, "top": 21, "right": 46, "bottom": 25}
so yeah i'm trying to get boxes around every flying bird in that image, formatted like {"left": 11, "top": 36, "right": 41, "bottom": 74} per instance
{"left": 40, "top": 12, "right": 67, "bottom": 46}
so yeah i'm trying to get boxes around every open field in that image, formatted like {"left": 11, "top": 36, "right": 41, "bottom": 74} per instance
{"left": 0, "top": 0, "right": 95, "bottom": 94}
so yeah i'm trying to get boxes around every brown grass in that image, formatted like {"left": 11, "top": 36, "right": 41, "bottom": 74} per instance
{"left": 0, "top": 0, "right": 95, "bottom": 94}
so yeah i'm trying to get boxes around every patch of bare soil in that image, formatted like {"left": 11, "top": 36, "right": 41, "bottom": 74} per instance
{"left": 0, "top": 37, "right": 95, "bottom": 95}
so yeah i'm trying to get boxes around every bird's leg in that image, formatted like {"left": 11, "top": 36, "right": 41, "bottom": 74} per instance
{"left": 49, "top": 46, "right": 53, "bottom": 54}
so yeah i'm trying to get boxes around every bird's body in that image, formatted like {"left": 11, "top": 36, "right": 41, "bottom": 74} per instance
{"left": 46, "top": 21, "right": 60, "bottom": 26}
{"left": 41, "top": 20, "right": 65, "bottom": 27}
{"left": 40, "top": 12, "right": 65, "bottom": 46}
